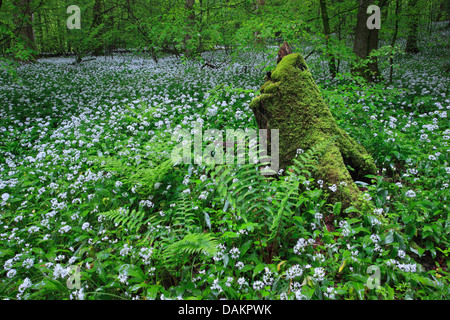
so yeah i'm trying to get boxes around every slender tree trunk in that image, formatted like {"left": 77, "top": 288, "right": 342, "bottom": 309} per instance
{"left": 41, "top": 9, "right": 49, "bottom": 53}
{"left": 405, "top": 0, "right": 420, "bottom": 53}
{"left": 428, "top": 2, "right": 432, "bottom": 35}
{"left": 352, "top": 0, "right": 380, "bottom": 82}
{"left": 57, "top": 13, "right": 64, "bottom": 53}
{"left": 319, "top": 0, "right": 337, "bottom": 78}
{"left": 184, "top": 0, "right": 195, "bottom": 57}
{"left": 336, "top": 0, "right": 343, "bottom": 74}
{"left": 389, "top": 0, "right": 400, "bottom": 83}
{"left": 13, "top": 0, "right": 36, "bottom": 59}
{"left": 92, "top": 0, "right": 105, "bottom": 56}
{"left": 198, "top": 0, "right": 203, "bottom": 51}
{"left": 254, "top": 0, "right": 265, "bottom": 44}
{"left": 35, "top": 10, "right": 42, "bottom": 54}
{"left": 445, "top": 0, "right": 450, "bottom": 28}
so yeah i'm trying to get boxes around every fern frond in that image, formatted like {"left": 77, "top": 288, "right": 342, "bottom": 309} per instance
{"left": 290, "top": 138, "right": 332, "bottom": 176}
{"left": 98, "top": 131, "right": 176, "bottom": 197}
{"left": 171, "top": 191, "right": 200, "bottom": 234}
{"left": 210, "top": 162, "right": 271, "bottom": 218}
{"left": 98, "top": 208, "right": 148, "bottom": 232}
{"left": 162, "top": 232, "right": 219, "bottom": 262}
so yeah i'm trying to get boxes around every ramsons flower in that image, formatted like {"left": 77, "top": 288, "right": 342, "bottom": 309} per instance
{"left": 405, "top": 190, "right": 416, "bottom": 198}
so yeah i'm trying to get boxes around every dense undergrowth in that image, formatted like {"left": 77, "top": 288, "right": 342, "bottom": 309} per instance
{"left": 0, "top": 32, "right": 449, "bottom": 300}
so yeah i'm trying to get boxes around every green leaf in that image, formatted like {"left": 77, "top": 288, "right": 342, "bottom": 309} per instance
{"left": 204, "top": 212, "right": 211, "bottom": 230}
{"left": 252, "top": 263, "right": 266, "bottom": 278}
{"left": 240, "top": 240, "right": 253, "bottom": 256}
{"left": 146, "top": 285, "right": 160, "bottom": 300}
{"left": 333, "top": 202, "right": 342, "bottom": 216}
{"left": 222, "top": 231, "right": 239, "bottom": 239}
{"left": 410, "top": 244, "right": 425, "bottom": 257}
{"left": 383, "top": 229, "right": 395, "bottom": 245}
{"left": 223, "top": 253, "right": 229, "bottom": 267}
{"left": 130, "top": 282, "right": 149, "bottom": 292}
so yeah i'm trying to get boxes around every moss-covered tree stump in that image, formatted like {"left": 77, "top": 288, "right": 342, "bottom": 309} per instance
{"left": 249, "top": 52, "right": 377, "bottom": 210}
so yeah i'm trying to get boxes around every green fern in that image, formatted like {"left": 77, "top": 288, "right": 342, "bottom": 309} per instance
{"left": 210, "top": 162, "right": 273, "bottom": 219}
{"left": 126, "top": 159, "right": 173, "bottom": 195}
{"left": 170, "top": 191, "right": 200, "bottom": 233}
{"left": 163, "top": 232, "right": 219, "bottom": 260}
{"left": 266, "top": 139, "right": 335, "bottom": 247}
{"left": 268, "top": 181, "right": 300, "bottom": 241}
{"left": 97, "top": 131, "right": 175, "bottom": 196}
{"left": 290, "top": 138, "right": 332, "bottom": 177}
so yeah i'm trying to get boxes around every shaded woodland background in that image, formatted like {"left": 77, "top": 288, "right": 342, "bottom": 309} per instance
{"left": 1, "top": 0, "right": 449, "bottom": 81}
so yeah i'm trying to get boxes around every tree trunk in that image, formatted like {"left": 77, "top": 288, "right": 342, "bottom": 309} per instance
{"left": 446, "top": 0, "right": 450, "bottom": 28}
{"left": 352, "top": 0, "right": 380, "bottom": 82}
{"left": 92, "top": 0, "right": 105, "bottom": 56}
{"left": 249, "top": 49, "right": 377, "bottom": 211}
{"left": 13, "top": 0, "right": 36, "bottom": 60}
{"left": 184, "top": 0, "right": 195, "bottom": 57}
{"left": 389, "top": 0, "right": 400, "bottom": 83}
{"left": 254, "top": 0, "right": 265, "bottom": 45}
{"left": 405, "top": 0, "right": 420, "bottom": 53}
{"left": 319, "top": 0, "right": 337, "bottom": 78}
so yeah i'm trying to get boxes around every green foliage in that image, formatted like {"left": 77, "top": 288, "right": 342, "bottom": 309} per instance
{"left": 0, "top": 0, "right": 449, "bottom": 301}
{"left": 0, "top": 57, "right": 18, "bottom": 80}
{"left": 99, "top": 208, "right": 149, "bottom": 233}
{"left": 163, "top": 233, "right": 219, "bottom": 262}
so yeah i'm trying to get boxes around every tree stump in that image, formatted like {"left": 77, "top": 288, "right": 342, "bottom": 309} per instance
{"left": 249, "top": 49, "right": 377, "bottom": 210}
{"left": 277, "top": 42, "right": 293, "bottom": 64}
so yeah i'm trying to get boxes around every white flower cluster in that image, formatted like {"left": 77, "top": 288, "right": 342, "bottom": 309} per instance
{"left": 139, "top": 200, "right": 154, "bottom": 208}
{"left": 313, "top": 267, "right": 326, "bottom": 282}
{"left": 324, "top": 287, "right": 337, "bottom": 299}
{"left": 339, "top": 220, "right": 351, "bottom": 237}
{"left": 252, "top": 280, "right": 265, "bottom": 291}
{"left": 139, "top": 247, "right": 154, "bottom": 265}
{"left": 211, "top": 278, "right": 222, "bottom": 293}
{"left": 17, "top": 278, "right": 32, "bottom": 299}
{"left": 53, "top": 264, "right": 69, "bottom": 279}
{"left": 229, "top": 247, "right": 240, "bottom": 259}
{"left": 212, "top": 244, "right": 226, "bottom": 261}
{"left": 405, "top": 190, "right": 416, "bottom": 198}
{"left": 370, "top": 234, "right": 384, "bottom": 253}
{"left": 285, "top": 264, "right": 303, "bottom": 279}
{"left": 237, "top": 277, "right": 248, "bottom": 287}
{"left": 261, "top": 267, "right": 274, "bottom": 286}
{"left": 252, "top": 267, "right": 275, "bottom": 291}
{"left": 120, "top": 243, "right": 133, "bottom": 257}
{"left": 293, "top": 238, "right": 310, "bottom": 254}
{"left": 385, "top": 258, "right": 417, "bottom": 273}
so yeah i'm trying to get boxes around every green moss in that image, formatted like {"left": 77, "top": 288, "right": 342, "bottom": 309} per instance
{"left": 250, "top": 53, "right": 377, "bottom": 213}
{"left": 263, "top": 82, "right": 281, "bottom": 94}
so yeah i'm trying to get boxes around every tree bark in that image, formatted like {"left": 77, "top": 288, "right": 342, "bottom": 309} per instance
{"left": 254, "top": 0, "right": 265, "bottom": 45}
{"left": 405, "top": 0, "right": 420, "bottom": 53}
{"left": 13, "top": 0, "right": 36, "bottom": 59}
{"left": 446, "top": 0, "right": 450, "bottom": 28}
{"left": 92, "top": 0, "right": 105, "bottom": 56}
{"left": 389, "top": 0, "right": 400, "bottom": 83}
{"left": 352, "top": 0, "right": 380, "bottom": 82}
{"left": 184, "top": 0, "right": 195, "bottom": 57}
